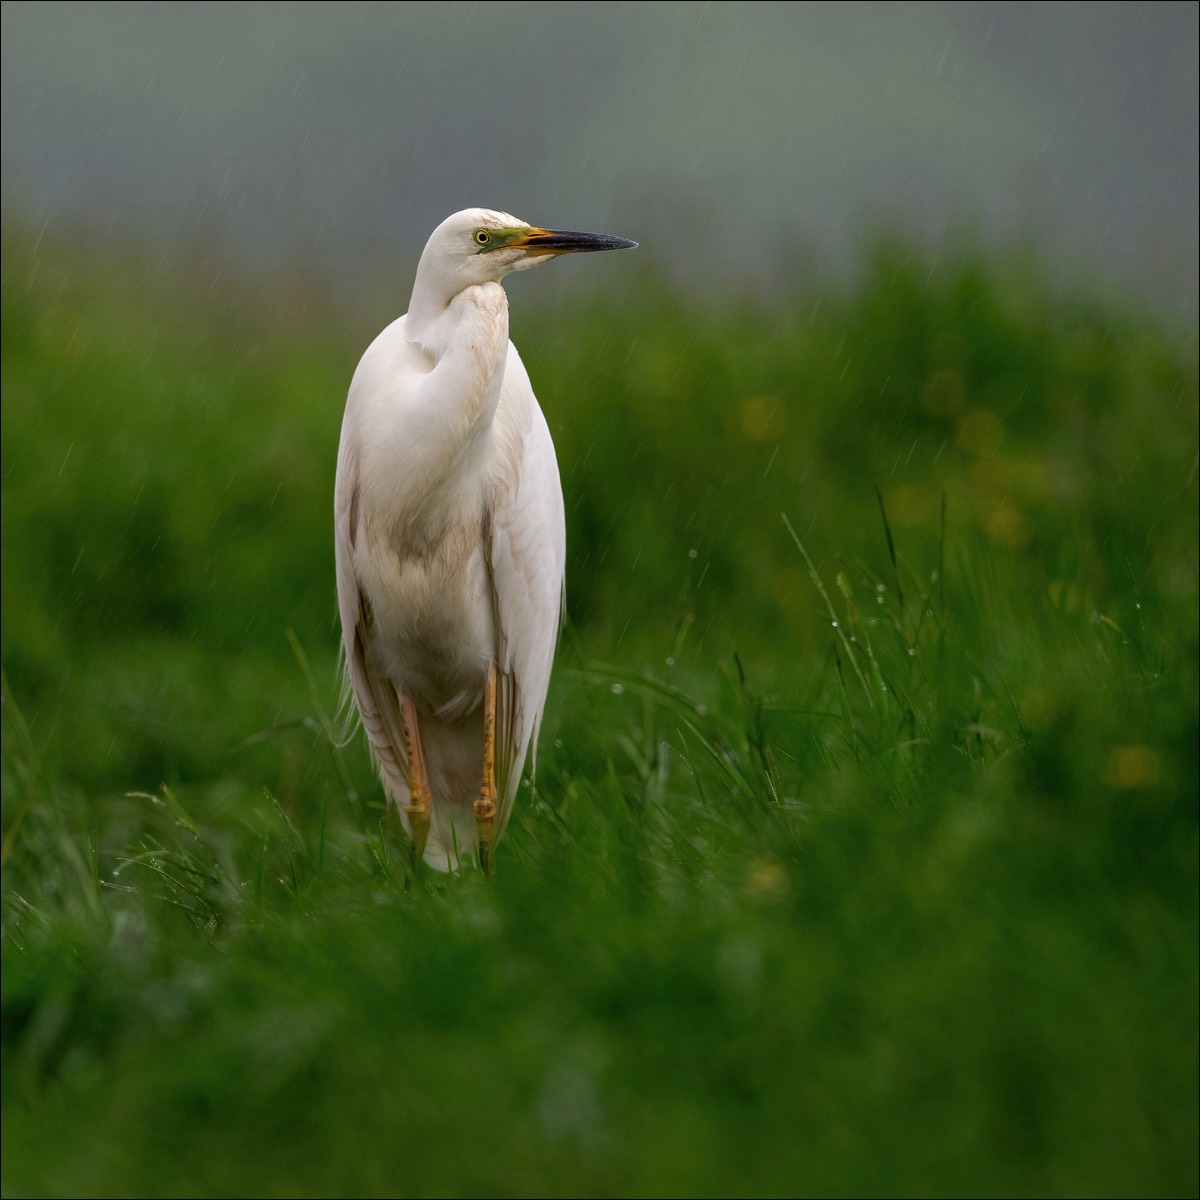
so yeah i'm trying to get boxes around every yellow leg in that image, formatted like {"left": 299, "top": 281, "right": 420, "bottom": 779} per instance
{"left": 473, "top": 664, "right": 499, "bottom": 876}
{"left": 401, "top": 696, "right": 432, "bottom": 871}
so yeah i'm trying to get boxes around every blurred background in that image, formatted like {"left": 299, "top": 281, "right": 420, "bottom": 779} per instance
{"left": 2, "top": 4, "right": 1197, "bottom": 1197}
{"left": 3, "top": 1, "right": 1197, "bottom": 320}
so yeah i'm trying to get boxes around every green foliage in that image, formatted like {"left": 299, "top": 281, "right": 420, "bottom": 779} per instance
{"left": 2, "top": 224, "right": 1197, "bottom": 1196}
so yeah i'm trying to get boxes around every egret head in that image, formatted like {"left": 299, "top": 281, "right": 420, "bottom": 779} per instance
{"left": 416, "top": 208, "right": 637, "bottom": 299}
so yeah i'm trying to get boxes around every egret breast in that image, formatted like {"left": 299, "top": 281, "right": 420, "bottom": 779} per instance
{"left": 353, "top": 509, "right": 494, "bottom": 720}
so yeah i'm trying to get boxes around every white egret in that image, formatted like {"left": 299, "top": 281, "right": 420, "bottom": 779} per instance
{"left": 335, "top": 208, "right": 636, "bottom": 874}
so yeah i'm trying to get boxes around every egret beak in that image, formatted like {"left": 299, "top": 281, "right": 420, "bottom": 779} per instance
{"left": 512, "top": 228, "right": 638, "bottom": 256}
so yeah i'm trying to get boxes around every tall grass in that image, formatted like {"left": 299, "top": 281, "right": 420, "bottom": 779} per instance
{"left": 2, "top": 223, "right": 1197, "bottom": 1196}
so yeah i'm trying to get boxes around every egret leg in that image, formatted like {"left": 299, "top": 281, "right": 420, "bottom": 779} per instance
{"left": 400, "top": 696, "right": 432, "bottom": 871}
{"left": 474, "top": 664, "right": 499, "bottom": 876}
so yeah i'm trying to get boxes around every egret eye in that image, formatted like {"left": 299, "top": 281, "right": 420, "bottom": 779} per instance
{"left": 474, "top": 229, "right": 491, "bottom": 246}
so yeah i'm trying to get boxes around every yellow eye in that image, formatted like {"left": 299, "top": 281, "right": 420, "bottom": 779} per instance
{"left": 474, "top": 229, "right": 491, "bottom": 246}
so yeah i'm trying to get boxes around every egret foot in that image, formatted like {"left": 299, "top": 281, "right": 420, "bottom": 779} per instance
{"left": 406, "top": 800, "right": 431, "bottom": 872}
{"left": 474, "top": 788, "right": 497, "bottom": 877}
{"left": 475, "top": 663, "right": 499, "bottom": 876}
{"left": 400, "top": 695, "right": 432, "bottom": 872}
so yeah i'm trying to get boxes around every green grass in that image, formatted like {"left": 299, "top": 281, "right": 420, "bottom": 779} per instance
{"left": 2, "top": 224, "right": 1197, "bottom": 1197}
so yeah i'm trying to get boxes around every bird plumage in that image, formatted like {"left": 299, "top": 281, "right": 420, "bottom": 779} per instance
{"left": 334, "top": 208, "right": 631, "bottom": 871}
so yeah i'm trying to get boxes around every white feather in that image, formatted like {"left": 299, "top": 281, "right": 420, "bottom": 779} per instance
{"left": 334, "top": 209, "right": 573, "bottom": 871}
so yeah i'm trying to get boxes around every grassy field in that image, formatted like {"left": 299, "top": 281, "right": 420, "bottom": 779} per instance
{"left": 2, "top": 223, "right": 1197, "bottom": 1197}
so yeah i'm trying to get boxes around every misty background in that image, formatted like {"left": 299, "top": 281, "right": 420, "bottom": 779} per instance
{"left": 3, "top": 1, "right": 1197, "bottom": 322}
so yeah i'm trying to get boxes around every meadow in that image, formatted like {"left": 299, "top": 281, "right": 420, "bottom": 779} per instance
{"left": 2, "top": 222, "right": 1197, "bottom": 1197}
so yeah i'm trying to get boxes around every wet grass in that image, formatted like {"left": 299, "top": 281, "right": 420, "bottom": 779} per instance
{"left": 2, "top": 224, "right": 1197, "bottom": 1196}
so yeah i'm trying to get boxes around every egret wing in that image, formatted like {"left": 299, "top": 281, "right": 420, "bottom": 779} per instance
{"left": 334, "top": 400, "right": 412, "bottom": 813}
{"left": 487, "top": 391, "right": 566, "bottom": 837}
